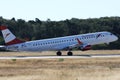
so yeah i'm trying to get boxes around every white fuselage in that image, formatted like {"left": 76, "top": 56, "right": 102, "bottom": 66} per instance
{"left": 6, "top": 31, "right": 118, "bottom": 51}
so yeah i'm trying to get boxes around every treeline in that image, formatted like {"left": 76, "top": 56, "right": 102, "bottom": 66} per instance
{"left": 0, "top": 17, "right": 120, "bottom": 49}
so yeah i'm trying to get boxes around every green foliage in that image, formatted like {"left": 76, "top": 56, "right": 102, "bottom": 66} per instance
{"left": 12, "top": 59, "right": 16, "bottom": 62}
{"left": 58, "top": 58, "right": 64, "bottom": 62}
{"left": 0, "top": 17, "right": 120, "bottom": 49}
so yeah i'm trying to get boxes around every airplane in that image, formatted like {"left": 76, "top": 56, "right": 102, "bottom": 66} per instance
{"left": 0, "top": 25, "right": 118, "bottom": 56}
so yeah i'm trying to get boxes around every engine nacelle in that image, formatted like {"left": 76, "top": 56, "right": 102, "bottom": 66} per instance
{"left": 79, "top": 45, "right": 91, "bottom": 51}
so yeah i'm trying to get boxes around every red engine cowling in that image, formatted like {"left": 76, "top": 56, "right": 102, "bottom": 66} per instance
{"left": 80, "top": 45, "right": 91, "bottom": 51}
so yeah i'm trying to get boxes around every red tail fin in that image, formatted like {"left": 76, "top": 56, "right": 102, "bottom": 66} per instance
{"left": 0, "top": 26, "right": 24, "bottom": 45}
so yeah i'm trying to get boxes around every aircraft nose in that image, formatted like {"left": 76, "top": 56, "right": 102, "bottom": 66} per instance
{"left": 114, "top": 35, "right": 118, "bottom": 41}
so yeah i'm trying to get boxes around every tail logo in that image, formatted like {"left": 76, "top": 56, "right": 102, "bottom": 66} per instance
{"left": 5, "top": 33, "right": 10, "bottom": 39}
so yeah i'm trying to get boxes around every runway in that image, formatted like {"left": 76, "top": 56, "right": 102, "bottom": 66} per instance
{"left": 0, "top": 54, "right": 120, "bottom": 59}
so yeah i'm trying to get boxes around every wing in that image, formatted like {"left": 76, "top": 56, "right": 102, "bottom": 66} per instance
{"left": 63, "top": 38, "right": 91, "bottom": 51}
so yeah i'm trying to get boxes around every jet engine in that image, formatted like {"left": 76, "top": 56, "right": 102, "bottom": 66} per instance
{"left": 79, "top": 44, "right": 91, "bottom": 51}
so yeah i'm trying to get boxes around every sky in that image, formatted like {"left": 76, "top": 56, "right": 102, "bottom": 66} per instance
{"left": 0, "top": 0, "right": 120, "bottom": 21}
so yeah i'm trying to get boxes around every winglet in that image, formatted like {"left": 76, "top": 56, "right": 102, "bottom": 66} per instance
{"left": 76, "top": 38, "right": 82, "bottom": 44}
{"left": 96, "top": 34, "right": 101, "bottom": 39}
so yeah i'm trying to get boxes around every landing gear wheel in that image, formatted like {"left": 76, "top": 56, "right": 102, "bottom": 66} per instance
{"left": 56, "top": 51, "right": 62, "bottom": 56}
{"left": 67, "top": 51, "right": 73, "bottom": 56}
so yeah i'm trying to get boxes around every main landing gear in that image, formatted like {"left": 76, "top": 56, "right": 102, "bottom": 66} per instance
{"left": 67, "top": 51, "right": 73, "bottom": 56}
{"left": 56, "top": 51, "right": 62, "bottom": 56}
{"left": 56, "top": 51, "right": 73, "bottom": 56}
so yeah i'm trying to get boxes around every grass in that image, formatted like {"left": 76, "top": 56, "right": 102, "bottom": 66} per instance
{"left": 58, "top": 58, "right": 64, "bottom": 62}
{"left": 0, "top": 50, "right": 120, "bottom": 80}
{"left": 11, "top": 59, "right": 17, "bottom": 62}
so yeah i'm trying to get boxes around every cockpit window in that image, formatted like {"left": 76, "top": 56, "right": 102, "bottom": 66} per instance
{"left": 110, "top": 33, "right": 113, "bottom": 35}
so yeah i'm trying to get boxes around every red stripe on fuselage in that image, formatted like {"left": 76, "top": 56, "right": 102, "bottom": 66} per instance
{"left": 6, "top": 38, "right": 24, "bottom": 45}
